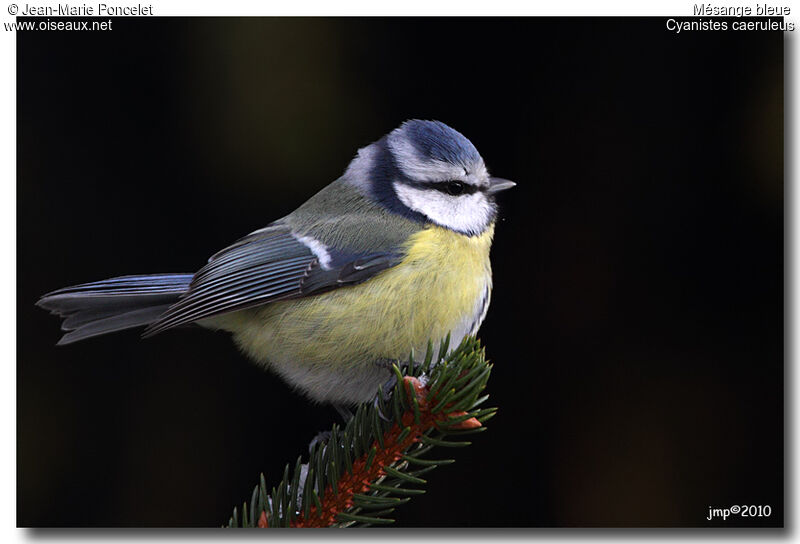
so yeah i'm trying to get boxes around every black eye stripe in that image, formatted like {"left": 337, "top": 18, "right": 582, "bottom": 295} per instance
{"left": 422, "top": 180, "right": 479, "bottom": 195}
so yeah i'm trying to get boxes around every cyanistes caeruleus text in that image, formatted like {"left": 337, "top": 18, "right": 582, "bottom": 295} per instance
{"left": 38, "top": 120, "right": 515, "bottom": 405}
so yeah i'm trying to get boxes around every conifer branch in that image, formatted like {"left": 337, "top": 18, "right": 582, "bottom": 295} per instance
{"left": 226, "top": 335, "right": 496, "bottom": 528}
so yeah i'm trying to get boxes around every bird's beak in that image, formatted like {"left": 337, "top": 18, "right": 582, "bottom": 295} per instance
{"left": 486, "top": 177, "right": 516, "bottom": 194}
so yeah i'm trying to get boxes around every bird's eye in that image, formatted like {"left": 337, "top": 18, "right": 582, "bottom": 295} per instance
{"left": 445, "top": 181, "right": 465, "bottom": 195}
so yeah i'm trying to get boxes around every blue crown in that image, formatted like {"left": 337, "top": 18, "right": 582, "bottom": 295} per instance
{"left": 399, "top": 120, "right": 482, "bottom": 167}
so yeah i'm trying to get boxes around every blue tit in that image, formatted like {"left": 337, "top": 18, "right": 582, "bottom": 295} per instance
{"left": 37, "top": 120, "right": 516, "bottom": 406}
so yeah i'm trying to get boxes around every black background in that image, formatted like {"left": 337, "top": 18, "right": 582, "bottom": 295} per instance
{"left": 18, "top": 18, "right": 783, "bottom": 527}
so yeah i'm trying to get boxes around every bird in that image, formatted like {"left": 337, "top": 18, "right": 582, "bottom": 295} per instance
{"left": 37, "top": 120, "right": 515, "bottom": 406}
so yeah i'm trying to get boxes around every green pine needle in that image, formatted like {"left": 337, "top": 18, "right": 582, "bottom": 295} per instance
{"left": 226, "top": 335, "right": 494, "bottom": 528}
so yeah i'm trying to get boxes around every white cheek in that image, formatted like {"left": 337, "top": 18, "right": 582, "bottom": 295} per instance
{"left": 393, "top": 182, "right": 493, "bottom": 235}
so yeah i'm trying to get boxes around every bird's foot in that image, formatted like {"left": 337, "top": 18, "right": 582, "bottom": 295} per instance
{"left": 371, "top": 357, "right": 425, "bottom": 422}
{"left": 333, "top": 403, "right": 354, "bottom": 422}
{"left": 374, "top": 357, "right": 402, "bottom": 370}
{"left": 308, "top": 404, "right": 353, "bottom": 453}
{"left": 374, "top": 357, "right": 422, "bottom": 374}
{"left": 308, "top": 430, "right": 331, "bottom": 453}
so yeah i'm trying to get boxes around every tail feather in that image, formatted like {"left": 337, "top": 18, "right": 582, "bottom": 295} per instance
{"left": 37, "top": 274, "right": 193, "bottom": 345}
{"left": 56, "top": 304, "right": 176, "bottom": 345}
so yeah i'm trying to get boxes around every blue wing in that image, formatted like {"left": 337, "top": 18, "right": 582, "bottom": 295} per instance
{"left": 142, "top": 225, "right": 404, "bottom": 336}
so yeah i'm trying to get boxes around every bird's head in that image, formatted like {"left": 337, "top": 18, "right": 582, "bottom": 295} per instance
{"left": 344, "top": 119, "right": 515, "bottom": 236}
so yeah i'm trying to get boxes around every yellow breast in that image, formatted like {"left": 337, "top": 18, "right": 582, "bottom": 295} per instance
{"left": 223, "top": 223, "right": 494, "bottom": 403}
